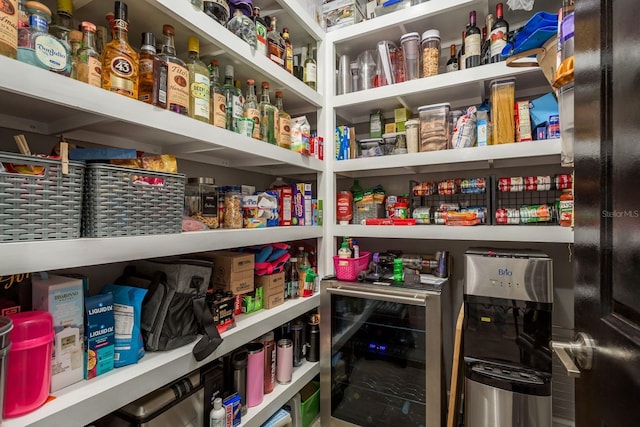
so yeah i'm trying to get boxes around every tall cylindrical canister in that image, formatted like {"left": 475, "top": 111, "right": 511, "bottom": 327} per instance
{"left": 276, "top": 339, "right": 293, "bottom": 384}
{"left": 337, "top": 54, "right": 351, "bottom": 94}
{"left": 306, "top": 319, "right": 320, "bottom": 362}
{"left": 232, "top": 349, "right": 248, "bottom": 414}
{"left": 261, "top": 332, "right": 276, "bottom": 394}
{"left": 246, "top": 342, "right": 264, "bottom": 407}
{"left": 291, "top": 321, "right": 304, "bottom": 367}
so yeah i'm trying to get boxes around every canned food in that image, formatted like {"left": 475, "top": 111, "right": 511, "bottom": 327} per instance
{"left": 460, "top": 178, "right": 486, "bottom": 194}
{"left": 496, "top": 208, "right": 520, "bottom": 224}
{"left": 498, "top": 176, "right": 524, "bottom": 192}
{"left": 524, "top": 176, "right": 552, "bottom": 191}
{"left": 555, "top": 173, "right": 573, "bottom": 190}
{"left": 438, "top": 180, "right": 457, "bottom": 195}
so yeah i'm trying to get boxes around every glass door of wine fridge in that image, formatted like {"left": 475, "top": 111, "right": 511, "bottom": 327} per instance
{"left": 320, "top": 280, "right": 443, "bottom": 427}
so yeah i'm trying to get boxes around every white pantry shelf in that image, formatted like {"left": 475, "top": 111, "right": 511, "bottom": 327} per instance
{"left": 0, "top": 227, "right": 322, "bottom": 276}
{"left": 2, "top": 294, "right": 320, "bottom": 427}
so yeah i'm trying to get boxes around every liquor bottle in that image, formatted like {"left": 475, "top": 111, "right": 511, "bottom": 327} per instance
{"left": 282, "top": 27, "right": 293, "bottom": 74}
{"left": 68, "top": 29, "right": 82, "bottom": 80}
{"left": 18, "top": 1, "right": 71, "bottom": 76}
{"left": 243, "top": 78, "right": 260, "bottom": 139}
{"left": 138, "top": 32, "right": 167, "bottom": 108}
{"left": 18, "top": 0, "right": 29, "bottom": 49}
{"left": 0, "top": 0, "right": 18, "bottom": 59}
{"left": 186, "top": 36, "right": 210, "bottom": 123}
{"left": 208, "top": 59, "right": 226, "bottom": 128}
{"left": 303, "top": 43, "right": 317, "bottom": 90}
{"left": 101, "top": 1, "right": 139, "bottom": 99}
{"left": 77, "top": 22, "right": 102, "bottom": 87}
{"left": 221, "top": 65, "right": 235, "bottom": 130}
{"left": 490, "top": 3, "right": 509, "bottom": 63}
{"left": 293, "top": 54, "right": 303, "bottom": 81}
{"left": 266, "top": 16, "right": 285, "bottom": 67}
{"left": 446, "top": 44, "right": 458, "bottom": 72}
{"left": 284, "top": 261, "right": 292, "bottom": 300}
{"left": 227, "top": 9, "right": 256, "bottom": 49}
{"left": 259, "top": 81, "right": 278, "bottom": 144}
{"left": 275, "top": 91, "right": 291, "bottom": 149}
{"left": 464, "top": 11, "right": 481, "bottom": 69}
{"left": 190, "top": 0, "right": 203, "bottom": 11}
{"left": 159, "top": 24, "right": 188, "bottom": 115}
{"left": 252, "top": 6, "right": 267, "bottom": 56}
{"left": 49, "top": 0, "right": 73, "bottom": 53}
{"left": 290, "top": 257, "right": 299, "bottom": 298}
{"left": 234, "top": 79, "right": 245, "bottom": 129}
{"left": 105, "top": 11, "right": 114, "bottom": 41}
{"left": 458, "top": 31, "right": 465, "bottom": 71}
{"left": 95, "top": 26, "right": 107, "bottom": 55}
{"left": 203, "top": 0, "right": 230, "bottom": 27}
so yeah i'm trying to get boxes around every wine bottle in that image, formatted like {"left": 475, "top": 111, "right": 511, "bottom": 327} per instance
{"left": 446, "top": 44, "right": 458, "bottom": 72}
{"left": 490, "top": 3, "right": 509, "bottom": 63}
{"left": 464, "top": 11, "right": 481, "bottom": 69}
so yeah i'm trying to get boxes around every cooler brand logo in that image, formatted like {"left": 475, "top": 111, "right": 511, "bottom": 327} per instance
{"left": 111, "top": 57, "right": 133, "bottom": 77}
{"left": 54, "top": 290, "right": 79, "bottom": 300}
{"left": 88, "top": 305, "right": 113, "bottom": 315}
{"left": 498, "top": 268, "right": 512, "bottom": 276}
{"left": 0, "top": 0, "right": 15, "bottom": 15}
{"left": 89, "top": 326, "right": 115, "bottom": 338}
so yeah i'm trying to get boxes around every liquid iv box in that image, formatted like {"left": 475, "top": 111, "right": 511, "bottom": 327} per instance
{"left": 84, "top": 293, "right": 115, "bottom": 379}
{"left": 32, "top": 273, "right": 85, "bottom": 392}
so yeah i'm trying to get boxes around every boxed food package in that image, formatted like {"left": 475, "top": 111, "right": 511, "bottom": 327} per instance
{"left": 335, "top": 125, "right": 350, "bottom": 160}
{"left": 205, "top": 251, "right": 255, "bottom": 295}
{"left": 268, "top": 185, "right": 292, "bottom": 226}
{"left": 394, "top": 107, "right": 412, "bottom": 123}
{"left": 32, "top": 273, "right": 84, "bottom": 392}
{"left": 291, "top": 116, "right": 311, "bottom": 155}
{"left": 293, "top": 183, "right": 312, "bottom": 226}
{"left": 207, "top": 290, "right": 235, "bottom": 330}
{"left": 257, "top": 272, "right": 285, "bottom": 309}
{"left": 242, "top": 192, "right": 278, "bottom": 228}
{"left": 84, "top": 293, "right": 115, "bottom": 379}
{"left": 516, "top": 100, "right": 533, "bottom": 142}
{"left": 242, "top": 286, "right": 263, "bottom": 313}
{"left": 224, "top": 393, "right": 242, "bottom": 426}
{"left": 322, "top": 0, "right": 366, "bottom": 32}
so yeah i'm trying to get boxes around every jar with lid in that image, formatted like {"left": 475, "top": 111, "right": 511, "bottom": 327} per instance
{"left": 223, "top": 186, "right": 243, "bottom": 229}
{"left": 185, "top": 177, "right": 219, "bottom": 229}
{"left": 421, "top": 29, "right": 440, "bottom": 77}
{"left": 405, "top": 119, "right": 420, "bottom": 153}
{"left": 393, "top": 132, "right": 408, "bottom": 155}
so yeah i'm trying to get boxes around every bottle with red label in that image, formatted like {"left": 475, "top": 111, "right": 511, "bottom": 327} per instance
{"left": 336, "top": 191, "right": 353, "bottom": 224}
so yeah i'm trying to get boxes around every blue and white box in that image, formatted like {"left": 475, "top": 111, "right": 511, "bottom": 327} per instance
{"left": 84, "top": 293, "right": 115, "bottom": 379}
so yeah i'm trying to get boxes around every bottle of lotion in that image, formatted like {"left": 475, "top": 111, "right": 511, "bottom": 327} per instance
{"left": 210, "top": 397, "right": 226, "bottom": 427}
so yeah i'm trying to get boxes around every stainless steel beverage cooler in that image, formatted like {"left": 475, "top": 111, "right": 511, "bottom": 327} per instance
{"left": 320, "top": 279, "right": 443, "bottom": 427}
{"left": 463, "top": 248, "right": 553, "bottom": 427}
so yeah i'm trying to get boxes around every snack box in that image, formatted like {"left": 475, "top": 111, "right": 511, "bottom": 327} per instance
{"left": 84, "top": 293, "right": 115, "bottom": 379}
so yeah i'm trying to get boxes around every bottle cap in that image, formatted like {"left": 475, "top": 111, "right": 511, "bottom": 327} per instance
{"left": 247, "top": 78, "right": 254, "bottom": 85}
{"left": 81, "top": 21, "right": 96, "bottom": 32}
{"left": 262, "top": 81, "right": 269, "bottom": 88}
{"left": 114, "top": 1, "right": 128, "bottom": 21}
{"left": 213, "top": 397, "right": 223, "bottom": 409}
{"left": 25, "top": 1, "right": 52, "bottom": 17}
{"left": 275, "top": 90, "right": 283, "bottom": 97}
{"left": 187, "top": 36, "right": 199, "bottom": 53}
{"left": 225, "top": 64, "right": 234, "bottom": 77}
{"left": 56, "top": 0, "right": 73, "bottom": 17}
{"left": 162, "top": 24, "right": 175, "bottom": 35}
{"left": 210, "top": 59, "right": 218, "bottom": 66}
{"left": 69, "top": 30, "right": 82, "bottom": 42}
{"left": 141, "top": 32, "right": 155, "bottom": 48}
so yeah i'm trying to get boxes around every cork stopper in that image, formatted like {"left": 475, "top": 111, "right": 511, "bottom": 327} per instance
{"left": 69, "top": 30, "right": 82, "bottom": 42}
{"left": 163, "top": 24, "right": 175, "bottom": 35}
{"left": 262, "top": 81, "right": 269, "bottom": 89}
{"left": 81, "top": 21, "right": 96, "bottom": 32}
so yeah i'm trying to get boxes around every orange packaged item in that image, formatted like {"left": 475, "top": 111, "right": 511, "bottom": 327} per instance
{"left": 336, "top": 191, "right": 353, "bottom": 224}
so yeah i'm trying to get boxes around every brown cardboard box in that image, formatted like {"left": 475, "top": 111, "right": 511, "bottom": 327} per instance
{"left": 257, "top": 272, "right": 285, "bottom": 309}
{"left": 201, "top": 251, "right": 255, "bottom": 294}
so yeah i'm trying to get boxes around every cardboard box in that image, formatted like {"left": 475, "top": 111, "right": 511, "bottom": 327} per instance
{"left": 293, "top": 183, "right": 312, "bottom": 226}
{"left": 32, "top": 273, "right": 85, "bottom": 392}
{"left": 394, "top": 107, "right": 412, "bottom": 123}
{"left": 258, "top": 272, "right": 285, "bottom": 309}
{"left": 384, "top": 122, "right": 397, "bottom": 134}
{"left": 269, "top": 185, "right": 292, "bottom": 226}
{"left": 516, "top": 100, "right": 533, "bottom": 142}
{"left": 203, "top": 251, "right": 255, "bottom": 295}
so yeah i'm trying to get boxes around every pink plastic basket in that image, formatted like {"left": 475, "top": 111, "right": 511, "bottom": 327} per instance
{"left": 333, "top": 251, "right": 371, "bottom": 281}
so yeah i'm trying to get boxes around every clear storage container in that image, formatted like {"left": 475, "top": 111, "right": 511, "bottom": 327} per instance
{"left": 405, "top": 119, "right": 420, "bottom": 153}
{"left": 558, "top": 82, "right": 574, "bottom": 167}
{"left": 223, "top": 186, "right": 243, "bottom": 229}
{"left": 421, "top": 29, "right": 440, "bottom": 77}
{"left": 185, "top": 177, "right": 219, "bottom": 229}
{"left": 418, "top": 103, "right": 450, "bottom": 152}
{"left": 489, "top": 77, "right": 516, "bottom": 144}
{"left": 400, "top": 32, "right": 420, "bottom": 81}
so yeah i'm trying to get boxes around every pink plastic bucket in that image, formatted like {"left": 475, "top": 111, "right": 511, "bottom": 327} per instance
{"left": 4, "top": 311, "right": 54, "bottom": 418}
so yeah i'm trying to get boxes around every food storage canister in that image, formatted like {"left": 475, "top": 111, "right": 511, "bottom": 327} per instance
{"left": 421, "top": 29, "right": 440, "bottom": 77}
{"left": 418, "top": 103, "right": 451, "bottom": 152}
{"left": 400, "top": 32, "right": 420, "bottom": 81}
{"left": 223, "top": 186, "right": 243, "bottom": 229}
{"left": 405, "top": 119, "right": 420, "bottom": 153}
{"left": 489, "top": 77, "right": 516, "bottom": 144}
{"left": 185, "top": 177, "right": 219, "bottom": 229}
{"left": 558, "top": 81, "right": 574, "bottom": 167}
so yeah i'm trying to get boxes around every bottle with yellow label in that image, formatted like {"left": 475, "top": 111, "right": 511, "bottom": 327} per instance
{"left": 275, "top": 91, "right": 291, "bottom": 149}
{"left": 185, "top": 36, "right": 210, "bottom": 123}
{"left": 159, "top": 24, "right": 188, "bottom": 115}
{"left": 0, "top": 0, "right": 18, "bottom": 59}
{"left": 77, "top": 22, "right": 102, "bottom": 87}
{"left": 100, "top": 1, "right": 139, "bottom": 99}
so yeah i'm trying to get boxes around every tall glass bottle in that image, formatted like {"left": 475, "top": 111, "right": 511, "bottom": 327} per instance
{"left": 49, "top": 0, "right": 72, "bottom": 54}
{"left": 274, "top": 91, "right": 291, "bottom": 149}
{"left": 208, "top": 59, "right": 226, "bottom": 128}
{"left": 101, "top": 1, "right": 139, "bottom": 99}
{"left": 0, "top": 0, "right": 18, "bottom": 59}
{"left": 18, "top": 1, "right": 70, "bottom": 76}
{"left": 243, "top": 79, "right": 260, "bottom": 139}
{"left": 490, "top": 3, "right": 509, "bottom": 63}
{"left": 227, "top": 9, "right": 256, "bottom": 49}
{"left": 266, "top": 16, "right": 284, "bottom": 68}
{"left": 234, "top": 79, "right": 244, "bottom": 129}
{"left": 186, "top": 36, "right": 210, "bottom": 123}
{"left": 138, "top": 32, "right": 167, "bottom": 108}
{"left": 17, "top": 0, "right": 29, "bottom": 49}
{"left": 222, "top": 65, "right": 240, "bottom": 131}
{"left": 458, "top": 31, "right": 465, "bottom": 71}
{"left": 68, "top": 29, "right": 82, "bottom": 80}
{"left": 259, "top": 81, "right": 278, "bottom": 144}
{"left": 446, "top": 44, "right": 458, "bottom": 72}
{"left": 282, "top": 27, "right": 293, "bottom": 74}
{"left": 252, "top": 6, "right": 267, "bottom": 56}
{"left": 464, "top": 11, "right": 481, "bottom": 69}
{"left": 159, "top": 24, "right": 188, "bottom": 115}
{"left": 77, "top": 22, "right": 102, "bottom": 87}
{"left": 303, "top": 43, "right": 317, "bottom": 90}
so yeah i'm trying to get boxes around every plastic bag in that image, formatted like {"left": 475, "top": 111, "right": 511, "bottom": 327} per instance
{"left": 451, "top": 106, "right": 477, "bottom": 149}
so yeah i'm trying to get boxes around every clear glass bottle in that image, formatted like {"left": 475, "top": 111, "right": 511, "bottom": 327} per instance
{"left": 303, "top": 43, "right": 317, "bottom": 90}
{"left": 18, "top": 1, "right": 71, "bottom": 76}
{"left": 259, "top": 81, "right": 278, "bottom": 144}
{"left": 275, "top": 91, "right": 291, "bottom": 149}
{"left": 95, "top": 25, "right": 107, "bottom": 54}
{"left": 252, "top": 6, "right": 267, "bottom": 56}
{"left": 101, "top": 1, "right": 139, "bottom": 99}
{"left": 76, "top": 22, "right": 102, "bottom": 87}
{"left": 17, "top": 0, "right": 29, "bottom": 49}
{"left": 282, "top": 27, "right": 293, "bottom": 74}
{"left": 190, "top": 0, "right": 203, "bottom": 11}
{"left": 0, "top": 0, "right": 18, "bottom": 59}
{"left": 243, "top": 78, "right": 260, "bottom": 139}
{"left": 227, "top": 9, "right": 256, "bottom": 49}
{"left": 138, "top": 32, "right": 167, "bottom": 108}
{"left": 186, "top": 36, "right": 210, "bottom": 123}
{"left": 208, "top": 59, "right": 226, "bottom": 128}
{"left": 221, "top": 65, "right": 241, "bottom": 131}
{"left": 49, "top": 0, "right": 72, "bottom": 56}
{"left": 159, "top": 24, "right": 189, "bottom": 115}
{"left": 234, "top": 79, "right": 244, "bottom": 130}
{"left": 68, "top": 29, "right": 82, "bottom": 80}
{"left": 266, "top": 16, "right": 285, "bottom": 67}
{"left": 203, "top": 0, "right": 229, "bottom": 26}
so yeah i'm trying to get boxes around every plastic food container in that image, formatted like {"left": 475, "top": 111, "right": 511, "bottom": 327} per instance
{"left": 405, "top": 119, "right": 420, "bottom": 153}
{"left": 421, "top": 29, "right": 441, "bottom": 77}
{"left": 5, "top": 311, "right": 54, "bottom": 418}
{"left": 0, "top": 317, "right": 13, "bottom": 423}
{"left": 400, "top": 32, "right": 420, "bottom": 81}
{"left": 490, "top": 77, "right": 516, "bottom": 144}
{"left": 418, "top": 103, "right": 450, "bottom": 152}
{"left": 358, "top": 138, "right": 384, "bottom": 157}
{"left": 185, "top": 177, "right": 219, "bottom": 229}
{"left": 558, "top": 82, "right": 574, "bottom": 167}
{"left": 223, "top": 186, "right": 243, "bottom": 229}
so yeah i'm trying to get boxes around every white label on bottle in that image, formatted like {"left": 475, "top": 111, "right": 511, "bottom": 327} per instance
{"left": 464, "top": 33, "right": 481, "bottom": 57}
{"left": 212, "top": 92, "right": 226, "bottom": 127}
{"left": 256, "top": 22, "right": 267, "bottom": 56}
{"left": 304, "top": 62, "right": 317, "bottom": 84}
{"left": 490, "top": 27, "right": 507, "bottom": 57}
{"left": 232, "top": 94, "right": 243, "bottom": 119}
{"left": 190, "top": 72, "right": 210, "bottom": 119}
{"left": 446, "top": 63, "right": 458, "bottom": 73}
{"left": 167, "top": 63, "right": 189, "bottom": 110}
{"left": 35, "top": 35, "right": 67, "bottom": 71}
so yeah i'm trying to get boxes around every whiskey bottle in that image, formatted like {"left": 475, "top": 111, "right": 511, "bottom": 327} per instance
{"left": 186, "top": 36, "right": 210, "bottom": 123}
{"left": 303, "top": 43, "right": 317, "bottom": 90}
{"left": 138, "top": 32, "right": 167, "bottom": 108}
{"left": 101, "top": 1, "right": 139, "bottom": 99}
{"left": 252, "top": 6, "right": 267, "bottom": 56}
{"left": 275, "top": 91, "right": 291, "bottom": 149}
{"left": 77, "top": 22, "right": 102, "bottom": 87}
{"left": 68, "top": 29, "right": 82, "bottom": 80}
{"left": 243, "top": 79, "right": 260, "bottom": 139}
{"left": 159, "top": 24, "right": 188, "bottom": 115}
{"left": 208, "top": 59, "right": 226, "bottom": 128}
{"left": 259, "top": 81, "right": 278, "bottom": 144}
{"left": 282, "top": 27, "right": 293, "bottom": 74}
{"left": 0, "top": 0, "right": 18, "bottom": 59}
{"left": 18, "top": 1, "right": 71, "bottom": 76}
{"left": 266, "top": 16, "right": 285, "bottom": 68}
